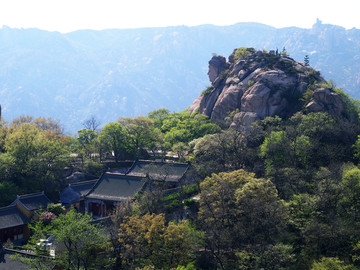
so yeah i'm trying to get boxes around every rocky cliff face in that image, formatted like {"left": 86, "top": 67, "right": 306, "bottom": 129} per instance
{"left": 189, "top": 48, "right": 346, "bottom": 131}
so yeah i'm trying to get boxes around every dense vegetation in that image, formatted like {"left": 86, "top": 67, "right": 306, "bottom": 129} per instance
{"left": 0, "top": 116, "right": 71, "bottom": 204}
{"left": 3, "top": 51, "right": 360, "bottom": 269}
{"left": 0, "top": 111, "right": 220, "bottom": 206}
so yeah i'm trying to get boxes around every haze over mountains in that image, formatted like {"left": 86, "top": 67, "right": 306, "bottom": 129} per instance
{"left": 0, "top": 20, "right": 359, "bottom": 133}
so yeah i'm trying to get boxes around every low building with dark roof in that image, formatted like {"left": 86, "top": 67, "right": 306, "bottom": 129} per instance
{"left": 126, "top": 160, "right": 192, "bottom": 187}
{"left": 84, "top": 173, "right": 145, "bottom": 218}
{"left": 83, "top": 161, "right": 194, "bottom": 218}
{"left": 0, "top": 191, "right": 52, "bottom": 244}
{"left": 0, "top": 205, "right": 30, "bottom": 244}
{"left": 10, "top": 192, "right": 53, "bottom": 218}
{"left": 59, "top": 180, "right": 97, "bottom": 212}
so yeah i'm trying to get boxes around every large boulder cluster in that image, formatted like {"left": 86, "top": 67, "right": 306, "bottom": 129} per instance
{"left": 189, "top": 49, "right": 345, "bottom": 131}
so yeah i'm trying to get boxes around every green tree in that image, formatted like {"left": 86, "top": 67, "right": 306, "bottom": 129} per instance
{"left": 260, "top": 130, "right": 312, "bottom": 174}
{"left": 198, "top": 170, "right": 255, "bottom": 269}
{"left": 352, "top": 135, "right": 360, "bottom": 162}
{"left": 311, "top": 257, "right": 356, "bottom": 270}
{"left": 0, "top": 181, "right": 18, "bottom": 207}
{"left": 339, "top": 166, "right": 360, "bottom": 224}
{"left": 156, "top": 111, "right": 220, "bottom": 148}
{"left": 3, "top": 122, "right": 71, "bottom": 195}
{"left": 5, "top": 123, "right": 40, "bottom": 167}
{"left": 304, "top": 55, "right": 310, "bottom": 66}
{"left": 118, "top": 116, "right": 156, "bottom": 158}
{"left": 11, "top": 216, "right": 55, "bottom": 269}
{"left": 281, "top": 47, "right": 289, "bottom": 57}
{"left": 235, "top": 244, "right": 295, "bottom": 270}
{"left": 233, "top": 47, "right": 256, "bottom": 61}
{"left": 76, "top": 128, "right": 97, "bottom": 161}
{"left": 235, "top": 178, "right": 288, "bottom": 246}
{"left": 297, "top": 112, "right": 356, "bottom": 166}
{"left": 198, "top": 170, "right": 289, "bottom": 269}
{"left": 98, "top": 122, "right": 134, "bottom": 162}
{"left": 146, "top": 127, "right": 166, "bottom": 158}
{"left": 191, "top": 129, "right": 247, "bottom": 177}
{"left": 260, "top": 130, "right": 290, "bottom": 173}
{"left": 258, "top": 112, "right": 358, "bottom": 199}
{"left": 0, "top": 120, "right": 8, "bottom": 153}
{"left": 13, "top": 208, "right": 113, "bottom": 270}
{"left": 118, "top": 213, "right": 199, "bottom": 269}
{"left": 51, "top": 209, "right": 113, "bottom": 269}
{"left": 148, "top": 108, "right": 170, "bottom": 129}
{"left": 172, "top": 142, "right": 189, "bottom": 161}
{"left": 285, "top": 166, "right": 358, "bottom": 266}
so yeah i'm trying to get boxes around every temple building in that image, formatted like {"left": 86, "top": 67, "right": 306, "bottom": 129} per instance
{"left": 0, "top": 205, "right": 29, "bottom": 243}
{"left": 75, "top": 160, "right": 193, "bottom": 218}
{"left": 10, "top": 192, "right": 53, "bottom": 219}
{"left": 0, "top": 191, "right": 52, "bottom": 243}
{"left": 59, "top": 179, "right": 97, "bottom": 212}
{"left": 84, "top": 173, "right": 145, "bottom": 218}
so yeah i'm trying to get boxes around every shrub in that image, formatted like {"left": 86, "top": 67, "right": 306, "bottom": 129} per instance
{"left": 248, "top": 80, "right": 255, "bottom": 87}
{"left": 40, "top": 211, "right": 56, "bottom": 225}
{"left": 184, "top": 199, "right": 196, "bottom": 208}
{"left": 47, "top": 203, "right": 65, "bottom": 216}
{"left": 163, "top": 192, "right": 181, "bottom": 201}
{"left": 311, "top": 257, "right": 356, "bottom": 270}
{"left": 83, "top": 159, "right": 106, "bottom": 176}
{"left": 333, "top": 87, "right": 360, "bottom": 119}
{"left": 234, "top": 47, "right": 256, "bottom": 61}
{"left": 165, "top": 199, "right": 182, "bottom": 212}
{"left": 305, "top": 69, "right": 321, "bottom": 85}
{"left": 275, "top": 59, "right": 299, "bottom": 75}
{"left": 201, "top": 86, "right": 214, "bottom": 95}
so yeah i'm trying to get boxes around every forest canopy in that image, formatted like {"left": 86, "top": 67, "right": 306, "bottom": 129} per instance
{"left": 2, "top": 48, "right": 360, "bottom": 269}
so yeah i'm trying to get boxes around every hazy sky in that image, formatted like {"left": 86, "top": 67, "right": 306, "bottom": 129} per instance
{"left": 0, "top": 0, "right": 359, "bottom": 33}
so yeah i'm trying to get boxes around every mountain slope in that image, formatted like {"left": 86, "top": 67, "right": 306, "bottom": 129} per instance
{"left": 0, "top": 21, "right": 359, "bottom": 132}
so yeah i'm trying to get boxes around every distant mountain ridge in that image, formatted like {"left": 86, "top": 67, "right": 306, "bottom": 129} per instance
{"left": 0, "top": 21, "right": 359, "bottom": 132}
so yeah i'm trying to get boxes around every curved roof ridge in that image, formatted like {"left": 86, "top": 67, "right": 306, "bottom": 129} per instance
{"left": 16, "top": 191, "right": 46, "bottom": 199}
{"left": 106, "top": 172, "right": 143, "bottom": 178}
{"left": 69, "top": 179, "right": 98, "bottom": 186}
{"left": 137, "top": 159, "right": 190, "bottom": 165}
{"left": 125, "top": 160, "right": 191, "bottom": 182}
{"left": 11, "top": 191, "right": 52, "bottom": 211}
{"left": 0, "top": 204, "right": 20, "bottom": 211}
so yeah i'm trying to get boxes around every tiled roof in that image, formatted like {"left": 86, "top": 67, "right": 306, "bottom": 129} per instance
{"left": 0, "top": 250, "right": 55, "bottom": 270}
{"left": 85, "top": 173, "right": 144, "bottom": 202}
{"left": 11, "top": 192, "right": 52, "bottom": 211}
{"left": 0, "top": 252, "right": 28, "bottom": 270}
{"left": 126, "top": 160, "right": 190, "bottom": 182}
{"left": 59, "top": 180, "right": 97, "bottom": 203}
{"left": 0, "top": 205, "right": 29, "bottom": 230}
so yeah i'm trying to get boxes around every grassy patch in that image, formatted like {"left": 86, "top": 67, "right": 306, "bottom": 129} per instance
{"left": 201, "top": 86, "right": 214, "bottom": 95}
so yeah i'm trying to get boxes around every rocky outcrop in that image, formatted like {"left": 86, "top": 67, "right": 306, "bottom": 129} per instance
{"left": 189, "top": 48, "right": 346, "bottom": 131}
{"left": 305, "top": 88, "right": 344, "bottom": 116}
{"left": 207, "top": 55, "right": 228, "bottom": 83}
